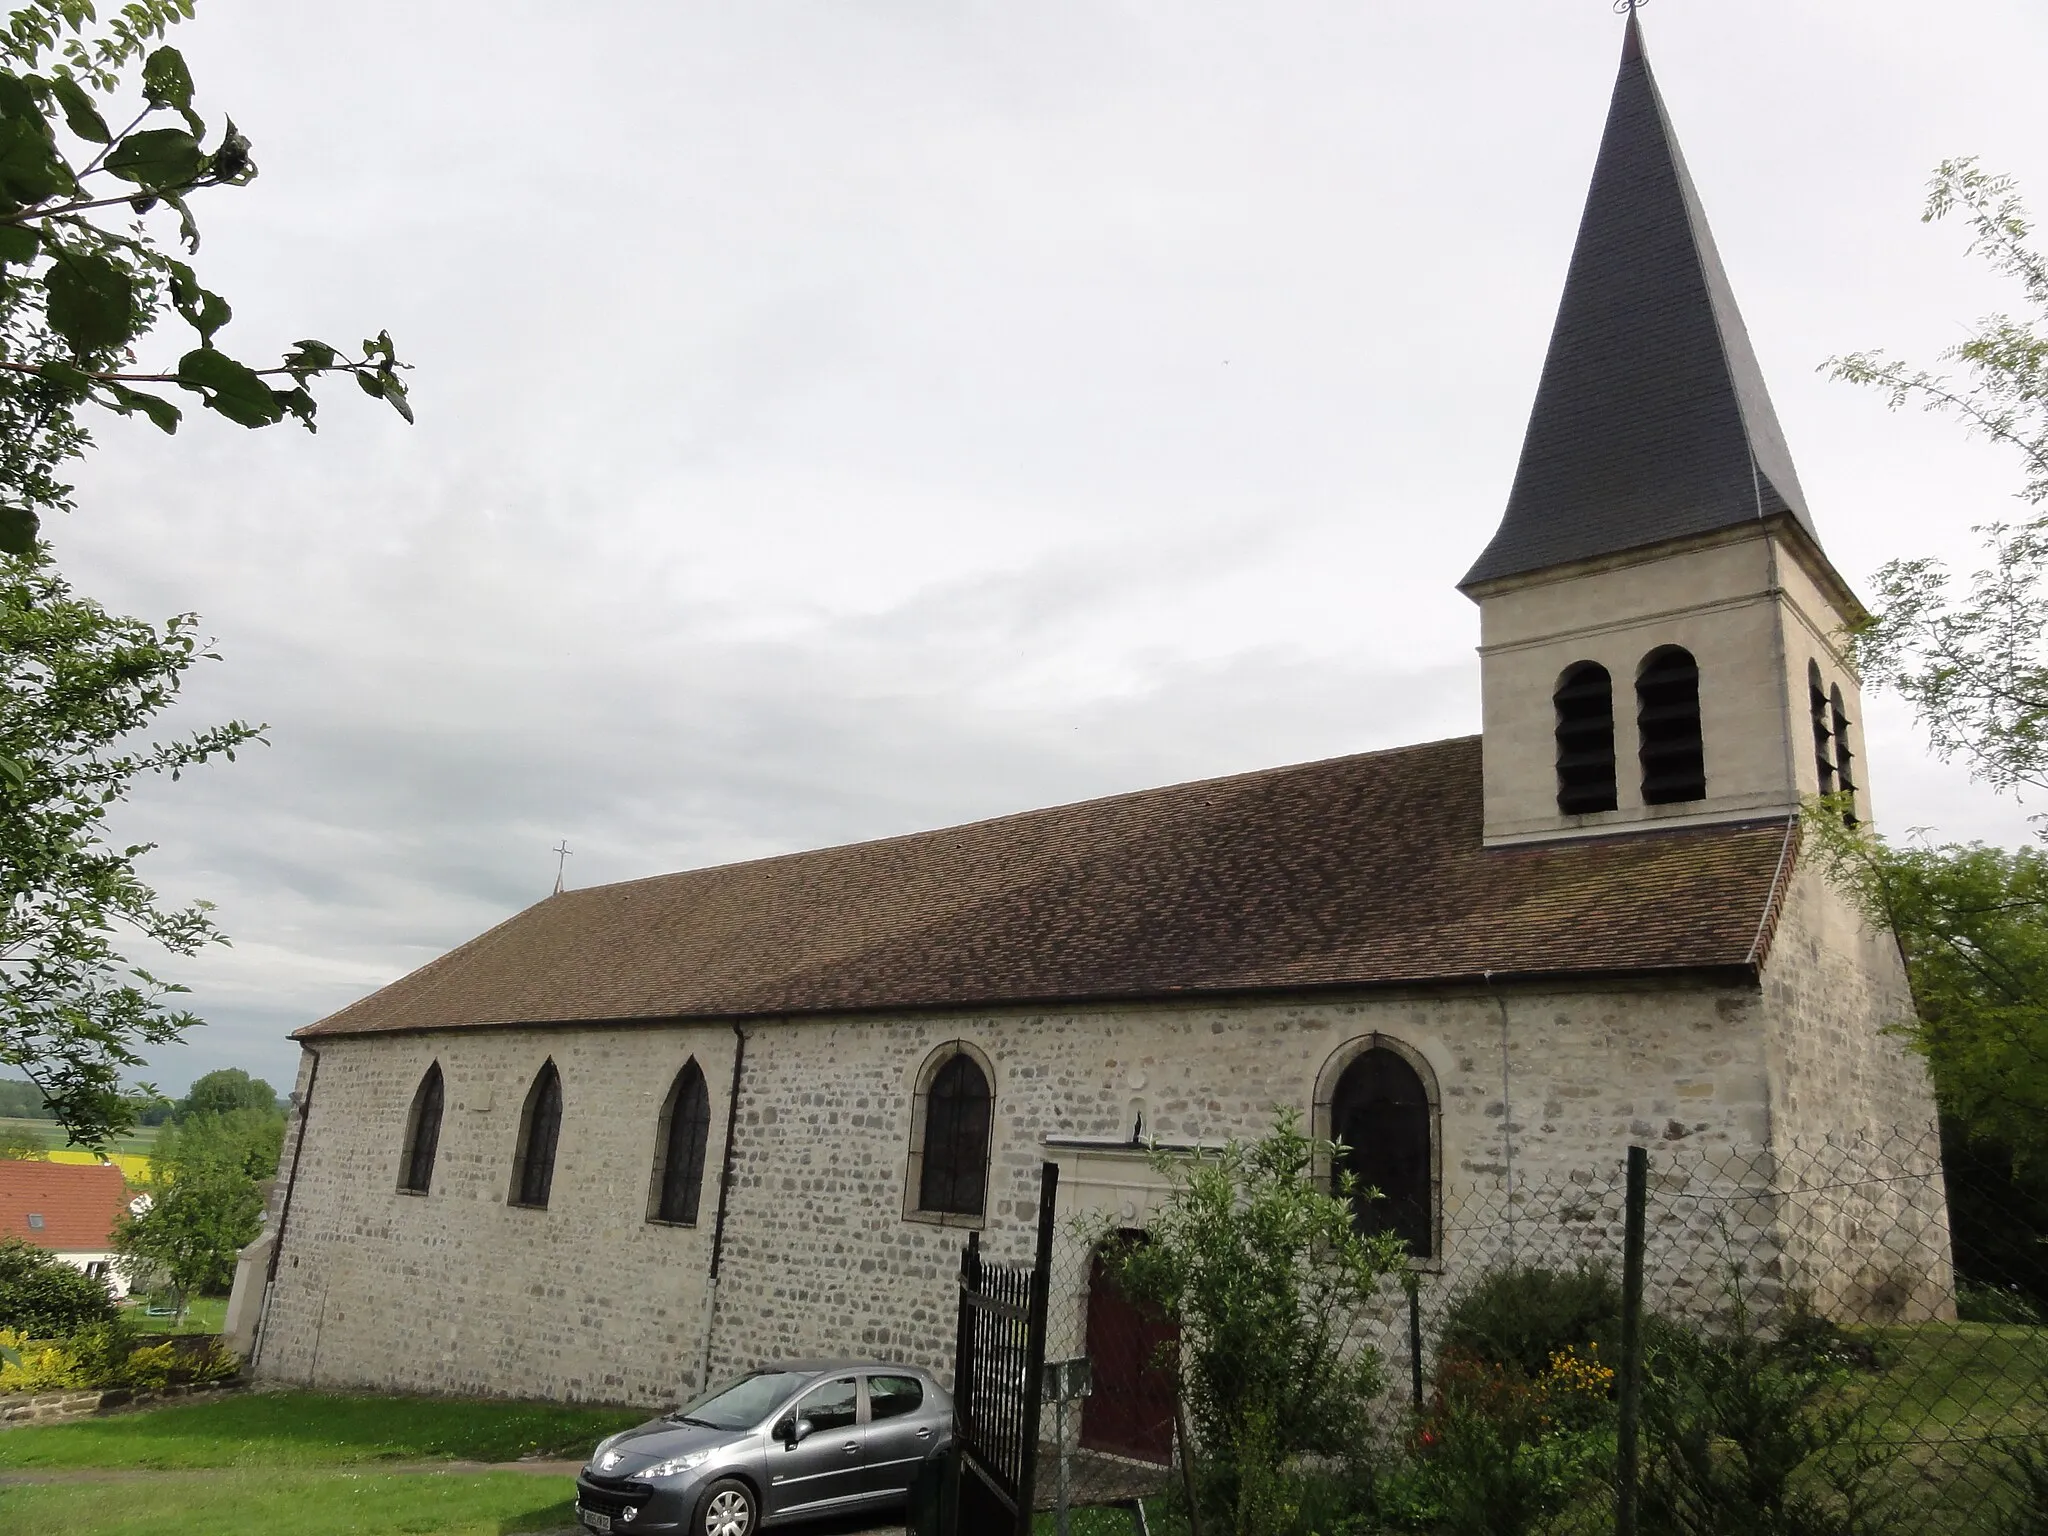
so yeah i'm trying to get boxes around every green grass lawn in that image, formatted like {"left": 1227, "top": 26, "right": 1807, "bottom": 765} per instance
{"left": 0, "top": 1389, "right": 646, "bottom": 1471}
{"left": 124, "top": 1295, "right": 228, "bottom": 1335}
{"left": 0, "top": 1469, "right": 578, "bottom": 1536}
{"left": 0, "top": 1391, "right": 648, "bottom": 1536}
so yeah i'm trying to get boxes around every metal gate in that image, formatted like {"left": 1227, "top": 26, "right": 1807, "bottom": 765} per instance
{"left": 949, "top": 1162, "right": 1057, "bottom": 1536}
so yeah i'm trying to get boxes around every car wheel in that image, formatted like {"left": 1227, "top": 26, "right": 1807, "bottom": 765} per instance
{"left": 695, "top": 1477, "right": 758, "bottom": 1536}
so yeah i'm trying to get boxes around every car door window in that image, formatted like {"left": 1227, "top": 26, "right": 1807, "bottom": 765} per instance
{"left": 796, "top": 1377, "right": 858, "bottom": 1434}
{"left": 867, "top": 1375, "right": 923, "bottom": 1421}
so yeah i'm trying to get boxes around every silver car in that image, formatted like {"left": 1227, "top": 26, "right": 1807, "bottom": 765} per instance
{"left": 574, "top": 1359, "right": 953, "bottom": 1535}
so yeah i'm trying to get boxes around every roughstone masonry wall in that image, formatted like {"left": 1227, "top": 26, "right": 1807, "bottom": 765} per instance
{"left": 256, "top": 973, "right": 1869, "bottom": 1407}
{"left": 1759, "top": 864, "right": 1952, "bottom": 1321}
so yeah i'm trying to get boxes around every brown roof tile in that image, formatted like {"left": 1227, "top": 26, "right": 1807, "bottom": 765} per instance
{"left": 0, "top": 1159, "right": 129, "bottom": 1253}
{"left": 299, "top": 736, "right": 1795, "bottom": 1038}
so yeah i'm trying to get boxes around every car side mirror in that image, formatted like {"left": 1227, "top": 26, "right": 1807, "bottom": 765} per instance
{"left": 774, "top": 1417, "right": 813, "bottom": 1447}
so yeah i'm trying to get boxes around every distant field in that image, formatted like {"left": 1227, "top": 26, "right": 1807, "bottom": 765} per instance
{"left": 1, "top": 1122, "right": 155, "bottom": 1179}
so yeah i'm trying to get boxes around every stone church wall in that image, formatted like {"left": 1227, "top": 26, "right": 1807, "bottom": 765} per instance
{"left": 258, "top": 977, "right": 1815, "bottom": 1407}
{"left": 1758, "top": 861, "right": 1953, "bottom": 1322}
{"left": 254, "top": 1022, "right": 739, "bottom": 1406}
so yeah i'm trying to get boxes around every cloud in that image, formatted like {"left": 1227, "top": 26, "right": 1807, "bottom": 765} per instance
{"left": 29, "top": 0, "right": 2048, "bottom": 1092}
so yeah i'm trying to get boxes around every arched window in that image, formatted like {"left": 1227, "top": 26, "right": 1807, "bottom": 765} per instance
{"left": 1830, "top": 685, "right": 1858, "bottom": 826}
{"left": 1808, "top": 661, "right": 1836, "bottom": 795}
{"left": 398, "top": 1063, "right": 443, "bottom": 1196}
{"left": 648, "top": 1059, "right": 713, "bottom": 1226}
{"left": 1329, "top": 1047, "right": 1434, "bottom": 1258}
{"left": 1554, "top": 661, "right": 1617, "bottom": 815}
{"left": 510, "top": 1060, "right": 563, "bottom": 1210}
{"left": 913, "top": 1048, "right": 992, "bottom": 1219}
{"left": 1637, "top": 645, "right": 1705, "bottom": 804}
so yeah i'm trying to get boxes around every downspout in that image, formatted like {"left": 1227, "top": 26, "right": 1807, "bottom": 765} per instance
{"left": 1483, "top": 974, "right": 1515, "bottom": 1264}
{"left": 697, "top": 1023, "right": 749, "bottom": 1394}
{"left": 1761, "top": 527, "right": 1801, "bottom": 810}
{"left": 250, "top": 1043, "right": 320, "bottom": 1377}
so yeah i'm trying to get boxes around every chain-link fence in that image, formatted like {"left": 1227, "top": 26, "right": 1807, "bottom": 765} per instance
{"left": 1017, "top": 1127, "right": 2048, "bottom": 1536}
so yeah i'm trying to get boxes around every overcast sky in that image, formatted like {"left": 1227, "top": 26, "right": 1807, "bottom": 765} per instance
{"left": 38, "top": 0, "right": 2048, "bottom": 1096}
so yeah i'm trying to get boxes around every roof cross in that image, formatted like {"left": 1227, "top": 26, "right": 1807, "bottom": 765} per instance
{"left": 551, "top": 840, "right": 572, "bottom": 896}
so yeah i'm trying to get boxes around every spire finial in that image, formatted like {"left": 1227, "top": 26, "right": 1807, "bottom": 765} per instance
{"left": 1617, "top": 0, "right": 1646, "bottom": 62}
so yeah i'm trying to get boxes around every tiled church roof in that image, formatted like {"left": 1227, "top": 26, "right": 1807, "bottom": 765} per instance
{"left": 1461, "top": 14, "right": 1817, "bottom": 590}
{"left": 298, "top": 736, "right": 1798, "bottom": 1039}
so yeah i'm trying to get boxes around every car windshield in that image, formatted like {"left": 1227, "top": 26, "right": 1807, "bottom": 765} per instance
{"left": 671, "top": 1370, "right": 811, "bottom": 1430}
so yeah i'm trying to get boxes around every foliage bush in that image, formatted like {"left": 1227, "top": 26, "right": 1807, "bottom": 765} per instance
{"left": 1101, "top": 1113, "right": 1407, "bottom": 1536}
{"left": 1638, "top": 1309, "right": 1890, "bottom": 1536}
{"left": 1380, "top": 1345, "right": 1615, "bottom": 1536}
{"left": 0, "top": 1236, "right": 117, "bottom": 1336}
{"left": 1436, "top": 1263, "right": 1623, "bottom": 1380}
{"left": 0, "top": 1328, "right": 83, "bottom": 1392}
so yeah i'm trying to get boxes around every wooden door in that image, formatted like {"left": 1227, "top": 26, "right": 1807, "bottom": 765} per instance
{"left": 1079, "top": 1234, "right": 1178, "bottom": 1465}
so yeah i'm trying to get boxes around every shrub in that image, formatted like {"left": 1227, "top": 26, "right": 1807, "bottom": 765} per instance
{"left": 1381, "top": 1347, "right": 1614, "bottom": 1536}
{"left": 65, "top": 1313, "right": 141, "bottom": 1386}
{"left": 1102, "top": 1113, "right": 1407, "bottom": 1536}
{"left": 0, "top": 1328, "right": 83, "bottom": 1393}
{"left": 120, "top": 1340, "right": 182, "bottom": 1393}
{"left": 1638, "top": 1314, "right": 1891, "bottom": 1536}
{"left": 1437, "top": 1263, "right": 1623, "bottom": 1380}
{"left": 0, "top": 1237, "right": 117, "bottom": 1337}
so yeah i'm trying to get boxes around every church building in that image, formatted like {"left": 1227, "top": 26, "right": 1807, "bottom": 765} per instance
{"left": 247, "top": 17, "right": 1947, "bottom": 1407}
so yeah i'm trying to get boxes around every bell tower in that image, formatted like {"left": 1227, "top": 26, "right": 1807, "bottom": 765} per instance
{"left": 1462, "top": 14, "right": 1869, "bottom": 847}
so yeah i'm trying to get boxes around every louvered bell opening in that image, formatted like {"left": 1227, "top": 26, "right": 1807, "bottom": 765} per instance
{"left": 1637, "top": 647, "right": 1705, "bottom": 805}
{"left": 1831, "top": 688, "right": 1858, "bottom": 827}
{"left": 1554, "top": 663, "right": 1617, "bottom": 815}
{"left": 1809, "top": 669, "right": 1836, "bottom": 796}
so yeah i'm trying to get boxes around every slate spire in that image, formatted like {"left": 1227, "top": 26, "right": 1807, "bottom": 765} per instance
{"left": 1461, "top": 13, "right": 1817, "bottom": 590}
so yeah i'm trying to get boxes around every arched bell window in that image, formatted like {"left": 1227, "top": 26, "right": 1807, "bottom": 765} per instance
{"left": 1808, "top": 661, "right": 1836, "bottom": 795}
{"left": 648, "top": 1059, "right": 713, "bottom": 1226}
{"left": 1327, "top": 1044, "right": 1436, "bottom": 1258}
{"left": 398, "top": 1063, "right": 443, "bottom": 1196}
{"left": 1830, "top": 684, "right": 1858, "bottom": 826}
{"left": 909, "top": 1045, "right": 993, "bottom": 1221}
{"left": 509, "top": 1060, "right": 563, "bottom": 1210}
{"left": 1554, "top": 661, "right": 1617, "bottom": 815}
{"left": 1637, "top": 645, "right": 1706, "bottom": 804}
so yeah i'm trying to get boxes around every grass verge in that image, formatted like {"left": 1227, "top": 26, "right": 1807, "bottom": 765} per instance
{"left": 0, "top": 1389, "right": 646, "bottom": 1471}
{"left": 0, "top": 1468, "right": 576, "bottom": 1536}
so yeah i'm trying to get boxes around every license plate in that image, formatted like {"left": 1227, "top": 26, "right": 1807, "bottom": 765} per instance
{"left": 579, "top": 1510, "right": 612, "bottom": 1534}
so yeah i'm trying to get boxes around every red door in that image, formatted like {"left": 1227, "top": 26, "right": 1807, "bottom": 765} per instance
{"left": 1079, "top": 1233, "right": 1179, "bottom": 1465}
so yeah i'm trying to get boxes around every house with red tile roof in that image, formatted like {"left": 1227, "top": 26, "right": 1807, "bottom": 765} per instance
{"left": 0, "top": 1160, "right": 136, "bottom": 1300}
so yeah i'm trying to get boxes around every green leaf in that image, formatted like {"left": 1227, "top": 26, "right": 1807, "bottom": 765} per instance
{"left": 106, "top": 382, "right": 181, "bottom": 433}
{"left": 36, "top": 357, "right": 94, "bottom": 398}
{"left": 0, "top": 221, "right": 38, "bottom": 263}
{"left": 44, "top": 247, "right": 135, "bottom": 353}
{"left": 205, "top": 119, "right": 252, "bottom": 184}
{"left": 49, "top": 73, "right": 108, "bottom": 143}
{"left": 175, "top": 347, "right": 283, "bottom": 427}
{"left": 377, "top": 369, "right": 413, "bottom": 425}
{"left": 274, "top": 384, "right": 316, "bottom": 430}
{"left": 0, "top": 112, "right": 67, "bottom": 204}
{"left": 171, "top": 278, "right": 229, "bottom": 344}
{"left": 163, "top": 189, "right": 198, "bottom": 251}
{"left": 0, "top": 503, "right": 40, "bottom": 555}
{"left": 0, "top": 755, "right": 25, "bottom": 787}
{"left": 140, "top": 46, "right": 194, "bottom": 111}
{"left": 281, "top": 339, "right": 336, "bottom": 379}
{"left": 105, "top": 127, "right": 204, "bottom": 188}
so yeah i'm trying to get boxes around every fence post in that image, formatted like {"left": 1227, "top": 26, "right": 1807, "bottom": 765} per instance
{"left": 1616, "top": 1144, "right": 1648, "bottom": 1536}
{"left": 1017, "top": 1161, "right": 1059, "bottom": 1528}
{"left": 1406, "top": 1273, "right": 1424, "bottom": 1413}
